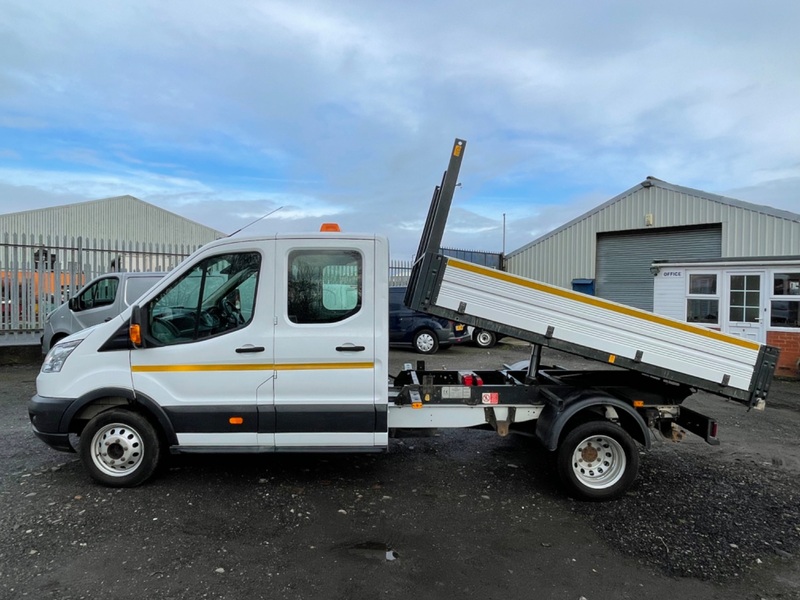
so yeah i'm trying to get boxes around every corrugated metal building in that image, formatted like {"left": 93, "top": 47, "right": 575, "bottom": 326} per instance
{"left": 505, "top": 177, "right": 800, "bottom": 311}
{"left": 0, "top": 195, "right": 224, "bottom": 247}
{"left": 0, "top": 195, "right": 225, "bottom": 271}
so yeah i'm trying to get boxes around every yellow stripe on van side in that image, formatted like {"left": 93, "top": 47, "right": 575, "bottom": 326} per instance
{"left": 276, "top": 362, "right": 374, "bottom": 371}
{"left": 447, "top": 258, "right": 761, "bottom": 352}
{"left": 132, "top": 362, "right": 374, "bottom": 373}
{"left": 132, "top": 364, "right": 274, "bottom": 372}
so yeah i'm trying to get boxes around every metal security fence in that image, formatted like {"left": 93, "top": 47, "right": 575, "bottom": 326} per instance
{"left": 1, "top": 233, "right": 199, "bottom": 344}
{"left": 389, "top": 259, "right": 412, "bottom": 287}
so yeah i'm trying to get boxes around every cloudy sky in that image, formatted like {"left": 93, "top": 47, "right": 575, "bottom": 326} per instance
{"left": 1, "top": 0, "right": 798, "bottom": 259}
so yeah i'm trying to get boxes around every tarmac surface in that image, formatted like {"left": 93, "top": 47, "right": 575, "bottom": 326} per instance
{"left": 1, "top": 341, "right": 799, "bottom": 600}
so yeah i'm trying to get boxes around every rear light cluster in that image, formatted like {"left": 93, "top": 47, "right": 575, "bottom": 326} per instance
{"left": 461, "top": 372, "right": 483, "bottom": 386}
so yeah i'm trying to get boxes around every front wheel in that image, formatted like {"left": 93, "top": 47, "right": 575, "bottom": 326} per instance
{"left": 413, "top": 329, "right": 439, "bottom": 354}
{"left": 79, "top": 409, "right": 161, "bottom": 487}
{"left": 556, "top": 421, "right": 639, "bottom": 501}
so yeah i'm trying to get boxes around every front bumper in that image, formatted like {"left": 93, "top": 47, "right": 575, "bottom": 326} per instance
{"left": 28, "top": 394, "right": 77, "bottom": 452}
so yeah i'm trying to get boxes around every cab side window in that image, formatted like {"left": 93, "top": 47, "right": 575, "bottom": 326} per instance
{"left": 287, "top": 250, "right": 361, "bottom": 324}
{"left": 146, "top": 252, "right": 260, "bottom": 345}
{"left": 77, "top": 277, "right": 119, "bottom": 310}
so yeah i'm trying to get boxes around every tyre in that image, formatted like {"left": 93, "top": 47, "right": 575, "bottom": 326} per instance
{"left": 79, "top": 409, "right": 162, "bottom": 487}
{"left": 45, "top": 333, "right": 68, "bottom": 353}
{"left": 413, "top": 329, "right": 439, "bottom": 354}
{"left": 556, "top": 421, "right": 639, "bottom": 501}
{"left": 473, "top": 329, "right": 497, "bottom": 348}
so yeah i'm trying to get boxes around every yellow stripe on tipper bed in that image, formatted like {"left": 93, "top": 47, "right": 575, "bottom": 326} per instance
{"left": 447, "top": 259, "right": 761, "bottom": 352}
{"left": 132, "top": 362, "right": 374, "bottom": 373}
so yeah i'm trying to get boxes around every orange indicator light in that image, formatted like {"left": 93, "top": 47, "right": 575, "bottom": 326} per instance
{"left": 129, "top": 324, "right": 142, "bottom": 345}
{"left": 229, "top": 417, "right": 244, "bottom": 425}
{"left": 633, "top": 400, "right": 645, "bottom": 408}
{"left": 608, "top": 354, "right": 616, "bottom": 364}
{"left": 320, "top": 223, "right": 341, "bottom": 232}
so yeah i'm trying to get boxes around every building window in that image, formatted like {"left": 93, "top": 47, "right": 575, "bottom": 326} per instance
{"left": 686, "top": 273, "right": 719, "bottom": 324}
{"left": 771, "top": 272, "right": 800, "bottom": 328}
{"left": 689, "top": 273, "right": 717, "bottom": 295}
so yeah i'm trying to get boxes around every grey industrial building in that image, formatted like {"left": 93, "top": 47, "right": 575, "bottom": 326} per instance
{"left": 0, "top": 195, "right": 224, "bottom": 253}
{"left": 504, "top": 177, "right": 800, "bottom": 377}
{"left": 1, "top": 195, "right": 225, "bottom": 273}
{"left": 505, "top": 177, "right": 800, "bottom": 311}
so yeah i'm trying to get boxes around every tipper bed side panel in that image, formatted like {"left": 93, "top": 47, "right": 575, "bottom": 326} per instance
{"left": 420, "top": 256, "right": 776, "bottom": 404}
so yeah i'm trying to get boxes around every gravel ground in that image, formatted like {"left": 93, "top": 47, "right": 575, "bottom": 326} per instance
{"left": 393, "top": 343, "right": 800, "bottom": 589}
{"left": 583, "top": 442, "right": 800, "bottom": 581}
{"left": 506, "top": 348, "right": 800, "bottom": 584}
{"left": 2, "top": 342, "right": 800, "bottom": 599}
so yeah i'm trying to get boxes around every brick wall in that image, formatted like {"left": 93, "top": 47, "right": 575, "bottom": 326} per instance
{"left": 767, "top": 331, "right": 800, "bottom": 378}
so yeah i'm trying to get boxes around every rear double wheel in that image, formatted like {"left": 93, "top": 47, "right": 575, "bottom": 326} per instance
{"left": 79, "top": 409, "right": 162, "bottom": 487}
{"left": 556, "top": 421, "right": 639, "bottom": 501}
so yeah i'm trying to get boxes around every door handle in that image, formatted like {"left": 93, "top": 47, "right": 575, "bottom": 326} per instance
{"left": 336, "top": 344, "right": 366, "bottom": 352}
{"left": 236, "top": 345, "right": 265, "bottom": 353}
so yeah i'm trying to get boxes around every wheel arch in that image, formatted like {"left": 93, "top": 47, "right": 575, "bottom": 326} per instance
{"left": 61, "top": 387, "right": 178, "bottom": 446}
{"left": 536, "top": 395, "right": 650, "bottom": 452}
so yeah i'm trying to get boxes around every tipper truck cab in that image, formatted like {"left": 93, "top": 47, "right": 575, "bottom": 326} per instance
{"left": 29, "top": 139, "right": 779, "bottom": 500}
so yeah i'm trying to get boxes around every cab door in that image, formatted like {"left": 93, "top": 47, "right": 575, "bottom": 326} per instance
{"left": 272, "top": 237, "right": 386, "bottom": 450}
{"left": 72, "top": 275, "right": 122, "bottom": 330}
{"left": 130, "top": 246, "right": 275, "bottom": 449}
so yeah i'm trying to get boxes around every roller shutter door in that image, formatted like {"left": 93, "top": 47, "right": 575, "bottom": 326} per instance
{"left": 596, "top": 225, "right": 721, "bottom": 310}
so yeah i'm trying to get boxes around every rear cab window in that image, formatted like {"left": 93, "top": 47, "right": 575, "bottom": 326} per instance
{"left": 287, "top": 250, "right": 362, "bottom": 324}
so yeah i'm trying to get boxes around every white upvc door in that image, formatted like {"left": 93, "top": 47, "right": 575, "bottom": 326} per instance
{"left": 724, "top": 271, "right": 767, "bottom": 343}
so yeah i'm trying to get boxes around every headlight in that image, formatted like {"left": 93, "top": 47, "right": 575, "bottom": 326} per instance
{"left": 41, "top": 340, "right": 82, "bottom": 373}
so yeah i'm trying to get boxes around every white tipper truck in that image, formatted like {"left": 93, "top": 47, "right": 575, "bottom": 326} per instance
{"left": 29, "top": 139, "right": 779, "bottom": 500}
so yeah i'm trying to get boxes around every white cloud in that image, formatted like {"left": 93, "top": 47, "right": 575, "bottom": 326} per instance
{"left": 0, "top": 0, "right": 798, "bottom": 259}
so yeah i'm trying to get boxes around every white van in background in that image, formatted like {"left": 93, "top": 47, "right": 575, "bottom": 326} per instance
{"left": 42, "top": 272, "right": 165, "bottom": 353}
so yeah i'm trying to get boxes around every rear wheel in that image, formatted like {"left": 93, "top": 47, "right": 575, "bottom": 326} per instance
{"left": 413, "top": 329, "right": 439, "bottom": 354}
{"left": 79, "top": 409, "right": 161, "bottom": 487}
{"left": 556, "top": 421, "right": 639, "bottom": 501}
{"left": 473, "top": 329, "right": 497, "bottom": 348}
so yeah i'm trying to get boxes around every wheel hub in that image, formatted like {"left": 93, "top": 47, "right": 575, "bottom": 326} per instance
{"left": 571, "top": 434, "right": 626, "bottom": 489}
{"left": 579, "top": 443, "right": 599, "bottom": 464}
{"left": 92, "top": 424, "right": 144, "bottom": 475}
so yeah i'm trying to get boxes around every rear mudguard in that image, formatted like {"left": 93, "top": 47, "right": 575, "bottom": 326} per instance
{"left": 536, "top": 392, "right": 650, "bottom": 451}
